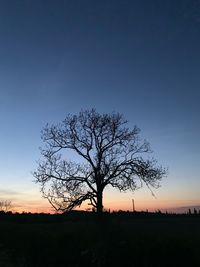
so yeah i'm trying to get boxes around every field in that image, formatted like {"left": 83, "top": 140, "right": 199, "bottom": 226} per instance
{"left": 0, "top": 211, "right": 199, "bottom": 267}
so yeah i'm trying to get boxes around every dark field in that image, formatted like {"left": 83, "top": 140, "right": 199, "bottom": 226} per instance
{"left": 0, "top": 212, "right": 199, "bottom": 267}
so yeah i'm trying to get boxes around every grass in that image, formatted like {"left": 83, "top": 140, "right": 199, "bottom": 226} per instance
{"left": 0, "top": 212, "right": 199, "bottom": 266}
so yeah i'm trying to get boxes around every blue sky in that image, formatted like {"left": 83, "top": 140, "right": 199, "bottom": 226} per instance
{"left": 0, "top": 0, "right": 199, "bottom": 212}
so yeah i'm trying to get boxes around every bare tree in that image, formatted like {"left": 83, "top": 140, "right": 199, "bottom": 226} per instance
{"left": 0, "top": 200, "right": 13, "bottom": 212}
{"left": 34, "top": 109, "right": 166, "bottom": 214}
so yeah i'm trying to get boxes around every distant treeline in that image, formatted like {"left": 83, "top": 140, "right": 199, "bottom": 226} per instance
{"left": 0, "top": 209, "right": 200, "bottom": 223}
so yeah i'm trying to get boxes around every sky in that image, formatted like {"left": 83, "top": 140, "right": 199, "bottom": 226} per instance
{"left": 0, "top": 0, "right": 199, "bottom": 213}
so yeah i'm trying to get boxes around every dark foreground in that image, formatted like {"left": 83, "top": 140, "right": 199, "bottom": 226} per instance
{"left": 0, "top": 211, "right": 199, "bottom": 267}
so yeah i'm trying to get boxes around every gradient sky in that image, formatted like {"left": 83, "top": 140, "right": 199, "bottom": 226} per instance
{"left": 0, "top": 0, "right": 199, "bottom": 212}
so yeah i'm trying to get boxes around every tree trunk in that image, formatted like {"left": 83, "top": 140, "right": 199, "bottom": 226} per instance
{"left": 96, "top": 189, "right": 103, "bottom": 214}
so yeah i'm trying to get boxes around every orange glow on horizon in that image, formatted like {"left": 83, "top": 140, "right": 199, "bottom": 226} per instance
{"left": 11, "top": 198, "right": 200, "bottom": 214}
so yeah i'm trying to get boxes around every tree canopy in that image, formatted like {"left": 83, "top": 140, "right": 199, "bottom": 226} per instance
{"left": 34, "top": 109, "right": 166, "bottom": 213}
{"left": 0, "top": 200, "right": 13, "bottom": 212}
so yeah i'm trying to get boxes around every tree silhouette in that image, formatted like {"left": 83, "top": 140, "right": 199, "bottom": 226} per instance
{"left": 0, "top": 200, "right": 13, "bottom": 212}
{"left": 34, "top": 109, "right": 166, "bottom": 214}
